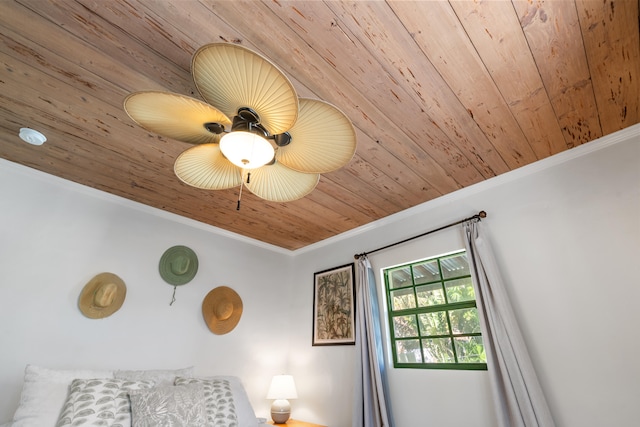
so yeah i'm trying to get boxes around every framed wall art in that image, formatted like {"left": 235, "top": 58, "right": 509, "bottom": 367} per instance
{"left": 312, "top": 263, "right": 356, "bottom": 346}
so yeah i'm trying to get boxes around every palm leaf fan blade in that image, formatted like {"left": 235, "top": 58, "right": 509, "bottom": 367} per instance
{"left": 192, "top": 43, "right": 298, "bottom": 135}
{"left": 276, "top": 98, "right": 356, "bottom": 173}
{"left": 174, "top": 144, "right": 242, "bottom": 190}
{"left": 245, "top": 162, "right": 319, "bottom": 202}
{"left": 124, "top": 92, "right": 231, "bottom": 144}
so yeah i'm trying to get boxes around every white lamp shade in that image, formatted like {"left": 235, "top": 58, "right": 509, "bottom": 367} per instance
{"left": 267, "top": 375, "right": 298, "bottom": 400}
{"left": 220, "top": 131, "right": 274, "bottom": 169}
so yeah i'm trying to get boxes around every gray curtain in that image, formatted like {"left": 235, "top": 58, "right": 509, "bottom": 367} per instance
{"left": 352, "top": 256, "right": 395, "bottom": 427}
{"left": 464, "top": 220, "right": 555, "bottom": 427}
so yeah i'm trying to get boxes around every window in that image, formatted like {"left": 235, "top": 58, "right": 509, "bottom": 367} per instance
{"left": 383, "top": 250, "right": 487, "bottom": 370}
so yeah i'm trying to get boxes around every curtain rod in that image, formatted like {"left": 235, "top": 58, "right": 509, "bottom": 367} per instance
{"left": 354, "top": 210, "right": 487, "bottom": 260}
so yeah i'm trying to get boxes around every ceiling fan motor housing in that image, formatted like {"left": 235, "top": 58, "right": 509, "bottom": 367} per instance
{"left": 230, "top": 112, "right": 269, "bottom": 139}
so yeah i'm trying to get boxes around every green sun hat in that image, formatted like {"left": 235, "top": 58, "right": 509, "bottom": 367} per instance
{"left": 159, "top": 245, "right": 199, "bottom": 286}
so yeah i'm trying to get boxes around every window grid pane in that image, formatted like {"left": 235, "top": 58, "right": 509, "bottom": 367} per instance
{"left": 445, "top": 277, "right": 475, "bottom": 303}
{"left": 415, "top": 283, "right": 446, "bottom": 307}
{"left": 396, "top": 339, "right": 423, "bottom": 363}
{"left": 385, "top": 250, "right": 487, "bottom": 370}
{"left": 412, "top": 260, "right": 440, "bottom": 284}
{"left": 454, "top": 336, "right": 486, "bottom": 363}
{"left": 418, "top": 311, "right": 449, "bottom": 336}
{"left": 422, "top": 337, "right": 455, "bottom": 363}
{"left": 389, "top": 266, "right": 412, "bottom": 289}
{"left": 390, "top": 287, "right": 417, "bottom": 311}
{"left": 449, "top": 307, "right": 482, "bottom": 335}
{"left": 393, "top": 314, "right": 419, "bottom": 338}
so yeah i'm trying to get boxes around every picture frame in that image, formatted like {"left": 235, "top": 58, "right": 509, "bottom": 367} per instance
{"left": 312, "top": 263, "right": 356, "bottom": 346}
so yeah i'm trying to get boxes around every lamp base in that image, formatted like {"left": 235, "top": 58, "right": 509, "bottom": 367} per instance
{"left": 271, "top": 399, "right": 291, "bottom": 424}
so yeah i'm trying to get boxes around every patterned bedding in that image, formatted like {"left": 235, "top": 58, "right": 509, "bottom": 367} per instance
{"left": 9, "top": 365, "right": 261, "bottom": 427}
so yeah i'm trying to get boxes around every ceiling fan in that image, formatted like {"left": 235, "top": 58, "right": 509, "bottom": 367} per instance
{"left": 124, "top": 43, "right": 357, "bottom": 209}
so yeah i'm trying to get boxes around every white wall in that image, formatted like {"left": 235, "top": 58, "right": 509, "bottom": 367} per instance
{"left": 1, "top": 124, "right": 638, "bottom": 427}
{"left": 0, "top": 161, "right": 295, "bottom": 422}
{"left": 290, "top": 125, "right": 639, "bottom": 427}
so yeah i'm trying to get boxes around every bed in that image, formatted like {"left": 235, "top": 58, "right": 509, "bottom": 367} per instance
{"left": 5, "top": 365, "right": 270, "bottom": 427}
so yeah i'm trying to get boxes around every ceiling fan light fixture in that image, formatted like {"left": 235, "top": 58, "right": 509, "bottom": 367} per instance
{"left": 125, "top": 43, "right": 356, "bottom": 208}
{"left": 219, "top": 131, "right": 274, "bottom": 169}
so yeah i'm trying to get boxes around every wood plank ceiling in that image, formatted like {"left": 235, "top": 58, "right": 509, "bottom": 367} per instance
{"left": 0, "top": 1, "right": 638, "bottom": 250}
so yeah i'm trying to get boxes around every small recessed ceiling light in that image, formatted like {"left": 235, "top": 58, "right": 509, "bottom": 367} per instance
{"left": 19, "top": 128, "right": 47, "bottom": 146}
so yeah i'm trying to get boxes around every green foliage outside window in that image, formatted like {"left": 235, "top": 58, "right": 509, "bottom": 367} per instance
{"left": 384, "top": 251, "right": 487, "bottom": 370}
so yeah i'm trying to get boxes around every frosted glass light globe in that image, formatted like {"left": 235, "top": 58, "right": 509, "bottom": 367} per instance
{"left": 220, "top": 131, "right": 274, "bottom": 169}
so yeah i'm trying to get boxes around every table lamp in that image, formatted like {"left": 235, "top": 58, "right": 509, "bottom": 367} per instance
{"left": 267, "top": 375, "right": 298, "bottom": 423}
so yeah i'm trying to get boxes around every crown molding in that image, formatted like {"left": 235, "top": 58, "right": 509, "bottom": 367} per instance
{"left": 2, "top": 123, "right": 638, "bottom": 257}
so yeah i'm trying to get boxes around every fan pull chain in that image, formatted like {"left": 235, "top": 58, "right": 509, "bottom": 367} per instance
{"left": 237, "top": 172, "right": 251, "bottom": 210}
{"left": 237, "top": 181, "right": 244, "bottom": 211}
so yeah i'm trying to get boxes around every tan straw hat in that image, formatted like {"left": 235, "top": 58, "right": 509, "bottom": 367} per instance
{"left": 202, "top": 286, "right": 243, "bottom": 335}
{"left": 78, "top": 272, "right": 126, "bottom": 319}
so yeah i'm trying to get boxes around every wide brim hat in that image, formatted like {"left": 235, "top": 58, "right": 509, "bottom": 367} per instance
{"left": 78, "top": 272, "right": 126, "bottom": 319}
{"left": 159, "top": 245, "right": 198, "bottom": 286}
{"left": 202, "top": 286, "right": 243, "bottom": 335}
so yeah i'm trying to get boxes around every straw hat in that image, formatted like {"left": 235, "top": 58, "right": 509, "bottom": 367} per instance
{"left": 78, "top": 273, "right": 126, "bottom": 319}
{"left": 159, "top": 245, "right": 198, "bottom": 286}
{"left": 202, "top": 286, "right": 243, "bottom": 335}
